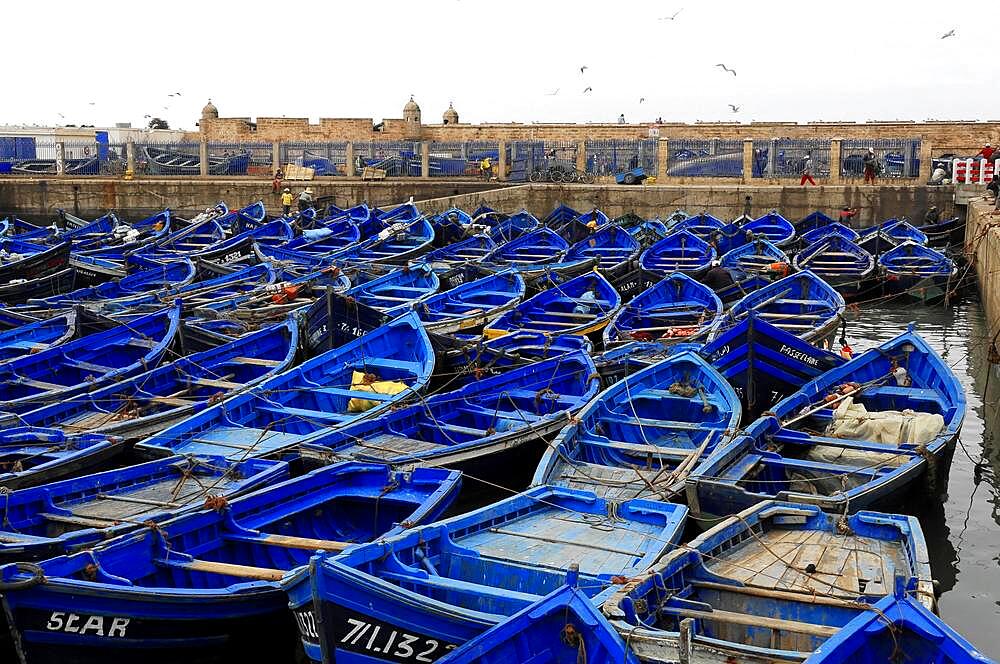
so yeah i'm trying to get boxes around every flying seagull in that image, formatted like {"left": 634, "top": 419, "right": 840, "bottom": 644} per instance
{"left": 143, "top": 114, "right": 151, "bottom": 118}
{"left": 715, "top": 63, "right": 736, "bottom": 76}
{"left": 580, "top": 65, "right": 588, "bottom": 74}
{"left": 545, "top": 88, "right": 560, "bottom": 96}
{"left": 940, "top": 29, "right": 956, "bottom": 39}
{"left": 658, "top": 9, "right": 683, "bottom": 20}
{"left": 175, "top": 91, "right": 182, "bottom": 96}
{"left": 57, "top": 112, "right": 65, "bottom": 119}
{"left": 583, "top": 86, "right": 593, "bottom": 94}
{"left": 88, "top": 101, "right": 96, "bottom": 105}
{"left": 639, "top": 97, "right": 646, "bottom": 103}
{"left": 729, "top": 104, "right": 741, "bottom": 113}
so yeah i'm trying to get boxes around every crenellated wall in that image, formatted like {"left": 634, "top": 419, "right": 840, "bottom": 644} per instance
{"left": 194, "top": 116, "right": 1000, "bottom": 156}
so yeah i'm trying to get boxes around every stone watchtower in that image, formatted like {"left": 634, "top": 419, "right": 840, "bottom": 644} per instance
{"left": 200, "top": 99, "right": 219, "bottom": 137}
{"left": 403, "top": 95, "right": 422, "bottom": 140}
{"left": 443, "top": 102, "right": 459, "bottom": 125}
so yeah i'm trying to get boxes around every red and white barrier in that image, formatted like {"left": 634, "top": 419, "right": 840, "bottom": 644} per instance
{"left": 952, "top": 158, "right": 996, "bottom": 184}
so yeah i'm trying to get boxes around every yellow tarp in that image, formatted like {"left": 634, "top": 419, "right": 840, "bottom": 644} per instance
{"left": 346, "top": 370, "right": 407, "bottom": 413}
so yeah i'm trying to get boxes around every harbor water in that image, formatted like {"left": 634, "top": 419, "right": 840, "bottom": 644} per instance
{"left": 844, "top": 294, "right": 999, "bottom": 658}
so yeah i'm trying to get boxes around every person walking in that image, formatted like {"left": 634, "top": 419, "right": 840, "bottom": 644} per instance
{"left": 742, "top": 195, "right": 752, "bottom": 218}
{"left": 280, "top": 188, "right": 293, "bottom": 216}
{"left": 800, "top": 153, "right": 816, "bottom": 186}
{"left": 298, "top": 187, "right": 314, "bottom": 212}
{"left": 863, "top": 148, "right": 877, "bottom": 184}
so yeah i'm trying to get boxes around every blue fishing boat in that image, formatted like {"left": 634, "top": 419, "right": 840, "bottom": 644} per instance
{"left": 5, "top": 318, "right": 298, "bottom": 440}
{"left": 700, "top": 313, "right": 845, "bottom": 418}
{"left": 602, "top": 501, "right": 935, "bottom": 663}
{"left": 292, "top": 485, "right": 687, "bottom": 663}
{"left": 543, "top": 203, "right": 581, "bottom": 226}
{"left": 793, "top": 235, "right": 876, "bottom": 298}
{"left": 800, "top": 221, "right": 860, "bottom": 244}
{"left": 603, "top": 272, "right": 722, "bottom": 348}
{"left": 438, "top": 584, "right": 639, "bottom": 664}
{"left": 639, "top": 230, "right": 716, "bottom": 277}
{"left": 917, "top": 215, "right": 965, "bottom": 248}
{"left": 0, "top": 216, "right": 51, "bottom": 241}
{"left": 742, "top": 210, "right": 796, "bottom": 247}
{"left": 0, "top": 427, "right": 124, "bottom": 490}
{"left": 0, "top": 309, "right": 104, "bottom": 361}
{"left": 671, "top": 212, "right": 727, "bottom": 239}
{"left": 565, "top": 226, "right": 640, "bottom": 277}
{"left": 26, "top": 258, "right": 196, "bottom": 309}
{"left": 483, "top": 228, "right": 570, "bottom": 266}
{"left": 803, "top": 586, "right": 994, "bottom": 663}
{"left": 94, "top": 262, "right": 278, "bottom": 313}
{"left": 0, "top": 267, "right": 78, "bottom": 305}
{"left": 0, "top": 239, "right": 71, "bottom": 283}
{"left": 331, "top": 217, "right": 435, "bottom": 265}
{"left": 687, "top": 325, "right": 965, "bottom": 517}
{"left": 280, "top": 217, "right": 362, "bottom": 255}
{"left": 343, "top": 264, "right": 440, "bottom": 315}
{"left": 0, "top": 462, "right": 461, "bottom": 664}
{"left": 438, "top": 332, "right": 592, "bottom": 387}
{"left": 414, "top": 270, "right": 525, "bottom": 334}
{"left": 712, "top": 273, "right": 773, "bottom": 306}
{"left": 860, "top": 219, "right": 928, "bottom": 245}
{"left": 719, "top": 238, "right": 790, "bottom": 276}
{"left": 796, "top": 210, "right": 837, "bottom": 233}
{"left": 534, "top": 350, "right": 741, "bottom": 502}
{"left": 143, "top": 145, "right": 249, "bottom": 175}
{"left": 0, "top": 303, "right": 181, "bottom": 414}
{"left": 626, "top": 218, "right": 670, "bottom": 247}
{"left": 295, "top": 350, "right": 600, "bottom": 474}
{"left": 487, "top": 210, "right": 541, "bottom": 243}
{"left": 135, "top": 311, "right": 434, "bottom": 460}
{"left": 879, "top": 241, "right": 957, "bottom": 302}
{"left": 429, "top": 208, "right": 474, "bottom": 245}
{"left": 575, "top": 208, "right": 610, "bottom": 229}
{"left": 857, "top": 228, "right": 902, "bottom": 257}
{"left": 484, "top": 270, "right": 621, "bottom": 338}
{"left": 421, "top": 235, "right": 498, "bottom": 273}
{"left": 711, "top": 270, "right": 845, "bottom": 346}
{"left": 143, "top": 217, "right": 226, "bottom": 255}
{"left": 0, "top": 455, "right": 287, "bottom": 562}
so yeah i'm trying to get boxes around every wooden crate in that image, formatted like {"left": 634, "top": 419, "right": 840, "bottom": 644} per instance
{"left": 284, "top": 164, "right": 315, "bottom": 180}
{"left": 361, "top": 166, "right": 387, "bottom": 181}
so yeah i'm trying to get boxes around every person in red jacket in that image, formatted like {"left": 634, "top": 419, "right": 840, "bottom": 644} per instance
{"left": 976, "top": 143, "right": 995, "bottom": 161}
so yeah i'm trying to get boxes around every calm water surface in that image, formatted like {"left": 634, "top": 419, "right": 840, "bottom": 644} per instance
{"left": 848, "top": 296, "right": 999, "bottom": 657}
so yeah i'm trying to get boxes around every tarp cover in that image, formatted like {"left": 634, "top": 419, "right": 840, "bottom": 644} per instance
{"left": 826, "top": 396, "right": 944, "bottom": 446}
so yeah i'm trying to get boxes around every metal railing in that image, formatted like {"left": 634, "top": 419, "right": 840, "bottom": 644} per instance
{"left": 667, "top": 139, "right": 743, "bottom": 178}
{"left": 280, "top": 142, "right": 347, "bottom": 176}
{"left": 426, "top": 141, "right": 499, "bottom": 177}
{"left": 509, "top": 141, "right": 578, "bottom": 182}
{"left": 841, "top": 139, "right": 920, "bottom": 179}
{"left": 353, "top": 140, "right": 421, "bottom": 176}
{"left": 206, "top": 142, "right": 272, "bottom": 176}
{"left": 752, "top": 139, "right": 831, "bottom": 178}
{"left": 585, "top": 139, "right": 657, "bottom": 176}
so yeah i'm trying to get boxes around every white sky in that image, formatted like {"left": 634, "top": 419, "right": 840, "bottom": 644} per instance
{"left": 4, "top": 0, "right": 998, "bottom": 130}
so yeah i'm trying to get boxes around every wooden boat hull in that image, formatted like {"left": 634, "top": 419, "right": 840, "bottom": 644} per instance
{"left": 299, "top": 486, "right": 686, "bottom": 663}
{"left": 0, "top": 241, "right": 71, "bottom": 283}
{"left": 0, "top": 463, "right": 461, "bottom": 664}
{"left": 602, "top": 501, "right": 935, "bottom": 664}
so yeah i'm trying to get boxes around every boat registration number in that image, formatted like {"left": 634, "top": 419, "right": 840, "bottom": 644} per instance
{"left": 332, "top": 611, "right": 458, "bottom": 662}
{"left": 45, "top": 612, "right": 130, "bottom": 637}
